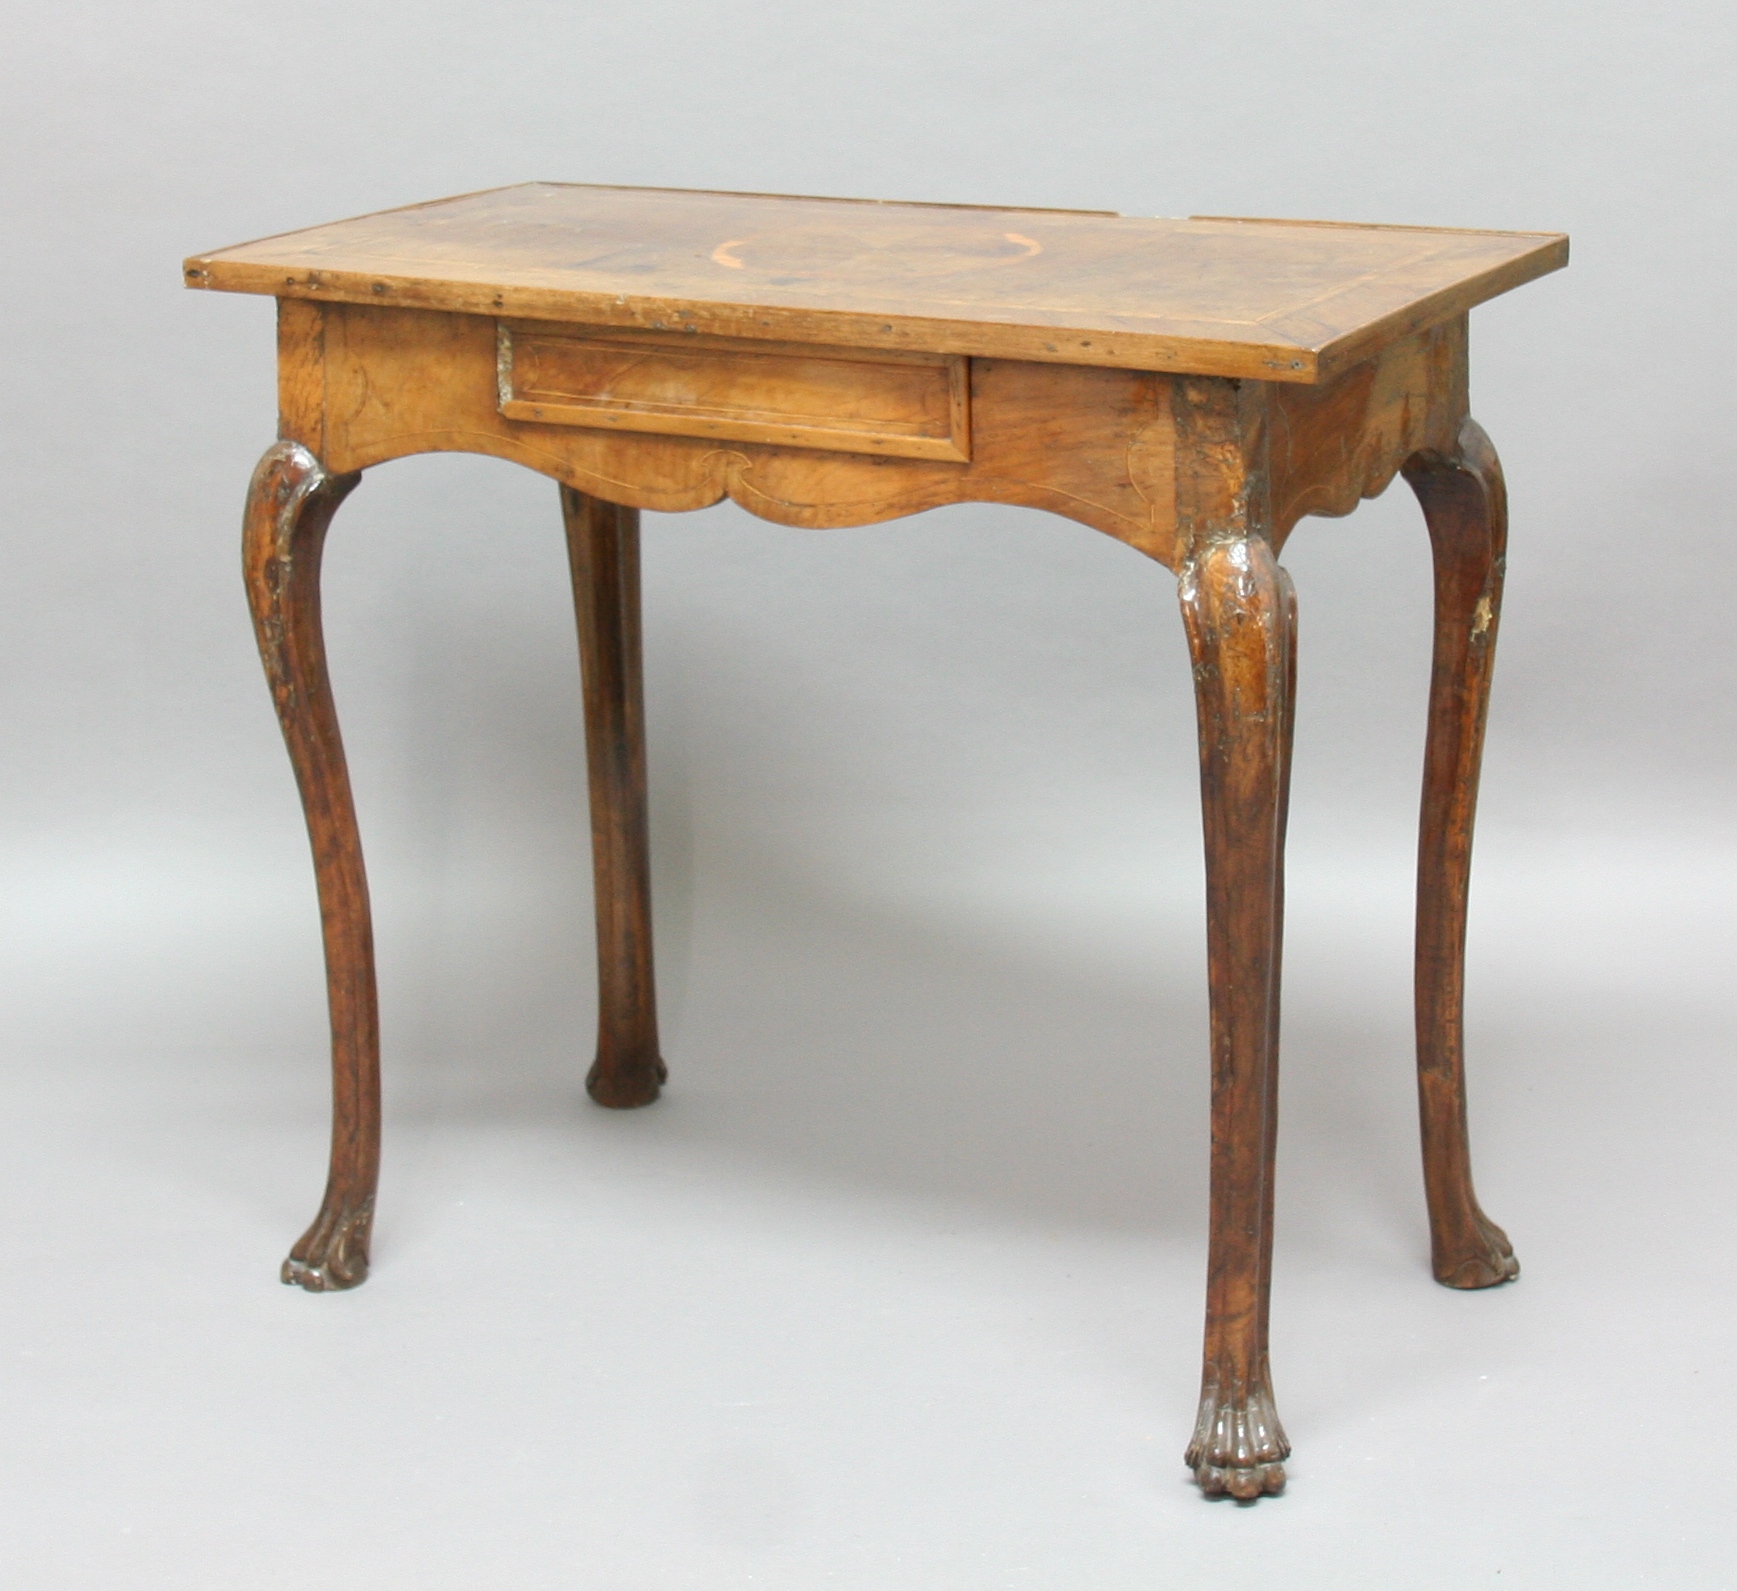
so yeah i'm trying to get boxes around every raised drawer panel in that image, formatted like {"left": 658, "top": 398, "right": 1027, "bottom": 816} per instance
{"left": 497, "top": 321, "right": 970, "bottom": 462}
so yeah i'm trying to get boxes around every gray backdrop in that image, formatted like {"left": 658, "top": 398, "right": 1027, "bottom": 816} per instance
{"left": 1, "top": 1, "right": 1732, "bottom": 1585}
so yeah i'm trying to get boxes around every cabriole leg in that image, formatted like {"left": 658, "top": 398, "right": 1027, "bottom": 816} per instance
{"left": 560, "top": 488, "right": 666, "bottom": 1108}
{"left": 1179, "top": 533, "right": 1296, "bottom": 1500}
{"left": 1403, "top": 419, "right": 1519, "bottom": 1289}
{"left": 242, "top": 441, "right": 376, "bottom": 1292}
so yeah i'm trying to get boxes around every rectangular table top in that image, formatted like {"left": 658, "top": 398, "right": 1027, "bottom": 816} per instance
{"left": 184, "top": 183, "right": 1566, "bottom": 384}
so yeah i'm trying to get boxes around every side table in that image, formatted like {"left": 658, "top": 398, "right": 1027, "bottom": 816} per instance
{"left": 185, "top": 184, "right": 1566, "bottom": 1500}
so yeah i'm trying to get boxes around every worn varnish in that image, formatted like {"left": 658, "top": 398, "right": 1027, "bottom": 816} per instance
{"left": 241, "top": 442, "right": 374, "bottom": 1290}
{"left": 193, "top": 184, "right": 1566, "bottom": 1501}
{"left": 501, "top": 322, "right": 973, "bottom": 463}
{"left": 1175, "top": 378, "right": 1298, "bottom": 1498}
{"left": 286, "top": 301, "right": 1179, "bottom": 561}
{"left": 186, "top": 182, "right": 1565, "bottom": 383}
{"left": 1404, "top": 419, "right": 1519, "bottom": 1290}
{"left": 561, "top": 489, "right": 666, "bottom": 1109}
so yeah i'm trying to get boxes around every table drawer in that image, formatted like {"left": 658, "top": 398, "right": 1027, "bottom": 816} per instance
{"left": 497, "top": 321, "right": 970, "bottom": 462}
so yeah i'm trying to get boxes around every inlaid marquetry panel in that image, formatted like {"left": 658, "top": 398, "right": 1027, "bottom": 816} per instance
{"left": 189, "top": 183, "right": 1567, "bottom": 382}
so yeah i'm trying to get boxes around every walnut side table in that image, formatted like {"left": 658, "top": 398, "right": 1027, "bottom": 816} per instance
{"left": 185, "top": 184, "right": 1566, "bottom": 1500}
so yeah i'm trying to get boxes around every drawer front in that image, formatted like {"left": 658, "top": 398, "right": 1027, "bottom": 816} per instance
{"left": 497, "top": 321, "right": 970, "bottom": 462}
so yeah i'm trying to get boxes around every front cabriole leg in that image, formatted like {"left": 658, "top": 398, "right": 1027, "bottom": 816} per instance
{"left": 242, "top": 441, "right": 377, "bottom": 1291}
{"left": 1180, "top": 531, "right": 1296, "bottom": 1499}
{"left": 1403, "top": 419, "right": 1518, "bottom": 1290}
{"left": 1170, "top": 376, "right": 1294, "bottom": 1500}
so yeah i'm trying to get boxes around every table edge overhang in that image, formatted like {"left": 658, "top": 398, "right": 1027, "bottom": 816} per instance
{"left": 182, "top": 187, "right": 1569, "bottom": 386}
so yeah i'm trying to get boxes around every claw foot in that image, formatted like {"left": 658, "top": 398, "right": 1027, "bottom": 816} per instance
{"left": 1434, "top": 1208, "right": 1519, "bottom": 1289}
{"left": 586, "top": 1052, "right": 667, "bottom": 1109}
{"left": 282, "top": 1198, "right": 373, "bottom": 1292}
{"left": 1187, "top": 1373, "right": 1290, "bottom": 1500}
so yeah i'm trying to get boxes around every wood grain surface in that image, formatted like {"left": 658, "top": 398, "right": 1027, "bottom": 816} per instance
{"left": 501, "top": 322, "right": 972, "bottom": 462}
{"left": 1176, "top": 380, "right": 1295, "bottom": 1499}
{"left": 241, "top": 440, "right": 376, "bottom": 1292}
{"left": 1404, "top": 419, "right": 1520, "bottom": 1291}
{"left": 186, "top": 183, "right": 1566, "bottom": 382}
{"left": 281, "top": 301, "right": 1180, "bottom": 563}
{"left": 198, "top": 186, "right": 1562, "bottom": 1501}
{"left": 561, "top": 488, "right": 667, "bottom": 1109}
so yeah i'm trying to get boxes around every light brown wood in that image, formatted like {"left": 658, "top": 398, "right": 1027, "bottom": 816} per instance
{"left": 290, "top": 300, "right": 1179, "bottom": 563}
{"left": 501, "top": 322, "right": 971, "bottom": 462}
{"left": 276, "top": 297, "right": 328, "bottom": 460}
{"left": 1269, "top": 316, "right": 1468, "bottom": 543}
{"left": 193, "top": 184, "right": 1563, "bottom": 1502}
{"left": 185, "top": 182, "right": 1566, "bottom": 383}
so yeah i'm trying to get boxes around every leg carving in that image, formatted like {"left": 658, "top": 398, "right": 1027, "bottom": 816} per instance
{"left": 241, "top": 441, "right": 376, "bottom": 1292}
{"left": 1179, "top": 534, "right": 1296, "bottom": 1500}
{"left": 561, "top": 488, "right": 666, "bottom": 1108}
{"left": 1403, "top": 418, "right": 1518, "bottom": 1290}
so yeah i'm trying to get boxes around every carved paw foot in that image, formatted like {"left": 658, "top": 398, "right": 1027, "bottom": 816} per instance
{"left": 282, "top": 1198, "right": 373, "bottom": 1292}
{"left": 586, "top": 1052, "right": 667, "bottom": 1109}
{"left": 1434, "top": 1208, "right": 1519, "bottom": 1289}
{"left": 1187, "top": 1375, "right": 1290, "bottom": 1500}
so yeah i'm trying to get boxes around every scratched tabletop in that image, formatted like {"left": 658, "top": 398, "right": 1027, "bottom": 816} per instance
{"left": 185, "top": 183, "right": 1567, "bottom": 382}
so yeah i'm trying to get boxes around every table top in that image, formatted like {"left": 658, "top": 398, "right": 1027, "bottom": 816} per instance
{"left": 185, "top": 183, "right": 1566, "bottom": 384}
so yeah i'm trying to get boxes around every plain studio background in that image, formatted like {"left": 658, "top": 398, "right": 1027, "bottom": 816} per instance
{"left": 1, "top": 1, "right": 1732, "bottom": 1586}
